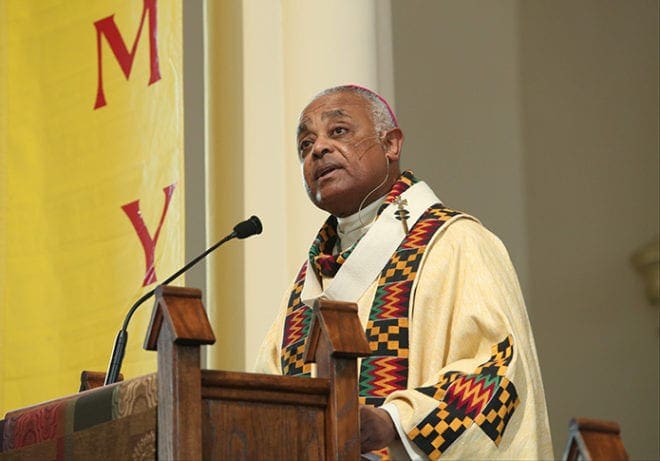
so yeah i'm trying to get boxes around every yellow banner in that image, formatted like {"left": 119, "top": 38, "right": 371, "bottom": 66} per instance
{"left": 0, "top": 0, "right": 183, "bottom": 414}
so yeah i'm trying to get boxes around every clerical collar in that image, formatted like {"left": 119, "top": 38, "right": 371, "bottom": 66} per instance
{"left": 335, "top": 196, "right": 387, "bottom": 253}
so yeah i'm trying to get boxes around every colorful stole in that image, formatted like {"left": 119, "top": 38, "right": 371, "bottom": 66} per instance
{"left": 280, "top": 172, "right": 462, "bottom": 406}
{"left": 357, "top": 204, "right": 462, "bottom": 405}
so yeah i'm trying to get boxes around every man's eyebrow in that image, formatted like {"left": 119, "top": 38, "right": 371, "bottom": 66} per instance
{"left": 321, "top": 109, "right": 351, "bottom": 120}
{"left": 297, "top": 109, "right": 353, "bottom": 137}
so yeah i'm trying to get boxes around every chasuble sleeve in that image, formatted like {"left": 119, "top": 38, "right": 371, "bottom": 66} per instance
{"left": 382, "top": 220, "right": 553, "bottom": 460}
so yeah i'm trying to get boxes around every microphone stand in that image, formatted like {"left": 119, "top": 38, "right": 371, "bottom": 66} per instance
{"left": 104, "top": 216, "right": 262, "bottom": 385}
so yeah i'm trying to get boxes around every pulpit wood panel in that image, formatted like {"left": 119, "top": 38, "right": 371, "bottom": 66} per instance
{"left": 201, "top": 370, "right": 331, "bottom": 460}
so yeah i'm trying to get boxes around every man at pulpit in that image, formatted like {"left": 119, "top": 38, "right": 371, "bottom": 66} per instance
{"left": 255, "top": 84, "right": 553, "bottom": 460}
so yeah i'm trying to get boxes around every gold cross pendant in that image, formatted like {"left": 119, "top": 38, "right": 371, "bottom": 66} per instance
{"left": 394, "top": 196, "right": 410, "bottom": 234}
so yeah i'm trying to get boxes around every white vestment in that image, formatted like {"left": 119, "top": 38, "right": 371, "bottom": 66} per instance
{"left": 256, "top": 181, "right": 553, "bottom": 460}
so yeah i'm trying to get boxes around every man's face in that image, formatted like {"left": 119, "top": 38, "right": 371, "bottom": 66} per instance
{"left": 297, "top": 92, "right": 393, "bottom": 217}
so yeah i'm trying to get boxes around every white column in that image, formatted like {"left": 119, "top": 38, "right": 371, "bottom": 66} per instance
{"left": 204, "top": 0, "right": 246, "bottom": 371}
{"left": 241, "top": 0, "right": 288, "bottom": 370}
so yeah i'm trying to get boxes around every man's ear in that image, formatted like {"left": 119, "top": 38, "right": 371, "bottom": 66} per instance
{"left": 382, "top": 128, "right": 403, "bottom": 161}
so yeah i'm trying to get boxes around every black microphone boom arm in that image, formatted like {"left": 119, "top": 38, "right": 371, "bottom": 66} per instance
{"left": 103, "top": 215, "right": 262, "bottom": 385}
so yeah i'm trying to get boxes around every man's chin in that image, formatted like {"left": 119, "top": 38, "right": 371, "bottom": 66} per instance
{"left": 314, "top": 190, "right": 350, "bottom": 216}
{"left": 316, "top": 201, "right": 360, "bottom": 218}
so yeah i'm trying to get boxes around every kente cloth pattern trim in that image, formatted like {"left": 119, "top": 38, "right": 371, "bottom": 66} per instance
{"left": 358, "top": 204, "right": 461, "bottom": 407}
{"left": 281, "top": 262, "right": 312, "bottom": 376}
{"left": 281, "top": 171, "right": 433, "bottom": 378}
{"left": 408, "top": 336, "right": 519, "bottom": 460}
{"left": 309, "top": 215, "right": 356, "bottom": 278}
{"left": 309, "top": 170, "right": 419, "bottom": 279}
{"left": 280, "top": 173, "right": 462, "bottom": 461}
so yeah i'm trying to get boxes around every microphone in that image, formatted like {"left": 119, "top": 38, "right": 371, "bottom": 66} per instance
{"left": 233, "top": 215, "right": 262, "bottom": 239}
{"left": 103, "top": 215, "right": 263, "bottom": 385}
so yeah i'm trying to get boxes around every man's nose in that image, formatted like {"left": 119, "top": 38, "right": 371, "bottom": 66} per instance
{"left": 311, "top": 136, "right": 333, "bottom": 158}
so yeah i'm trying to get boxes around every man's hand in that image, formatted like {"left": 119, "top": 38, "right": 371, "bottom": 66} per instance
{"left": 360, "top": 405, "right": 397, "bottom": 453}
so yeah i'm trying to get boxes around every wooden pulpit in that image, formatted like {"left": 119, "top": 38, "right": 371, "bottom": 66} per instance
{"left": 0, "top": 286, "right": 371, "bottom": 460}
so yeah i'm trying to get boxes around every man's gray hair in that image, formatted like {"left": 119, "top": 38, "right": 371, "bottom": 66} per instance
{"left": 310, "top": 85, "right": 398, "bottom": 133}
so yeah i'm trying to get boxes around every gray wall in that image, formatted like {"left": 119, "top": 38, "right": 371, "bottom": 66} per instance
{"left": 392, "top": 1, "right": 659, "bottom": 458}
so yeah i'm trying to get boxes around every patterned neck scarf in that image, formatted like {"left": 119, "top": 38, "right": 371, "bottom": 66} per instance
{"left": 309, "top": 171, "right": 418, "bottom": 278}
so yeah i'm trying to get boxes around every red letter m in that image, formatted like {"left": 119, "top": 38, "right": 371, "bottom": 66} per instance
{"left": 94, "top": 0, "right": 160, "bottom": 109}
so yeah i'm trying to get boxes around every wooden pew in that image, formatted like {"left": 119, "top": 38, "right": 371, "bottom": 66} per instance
{"left": 563, "top": 417, "right": 629, "bottom": 461}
